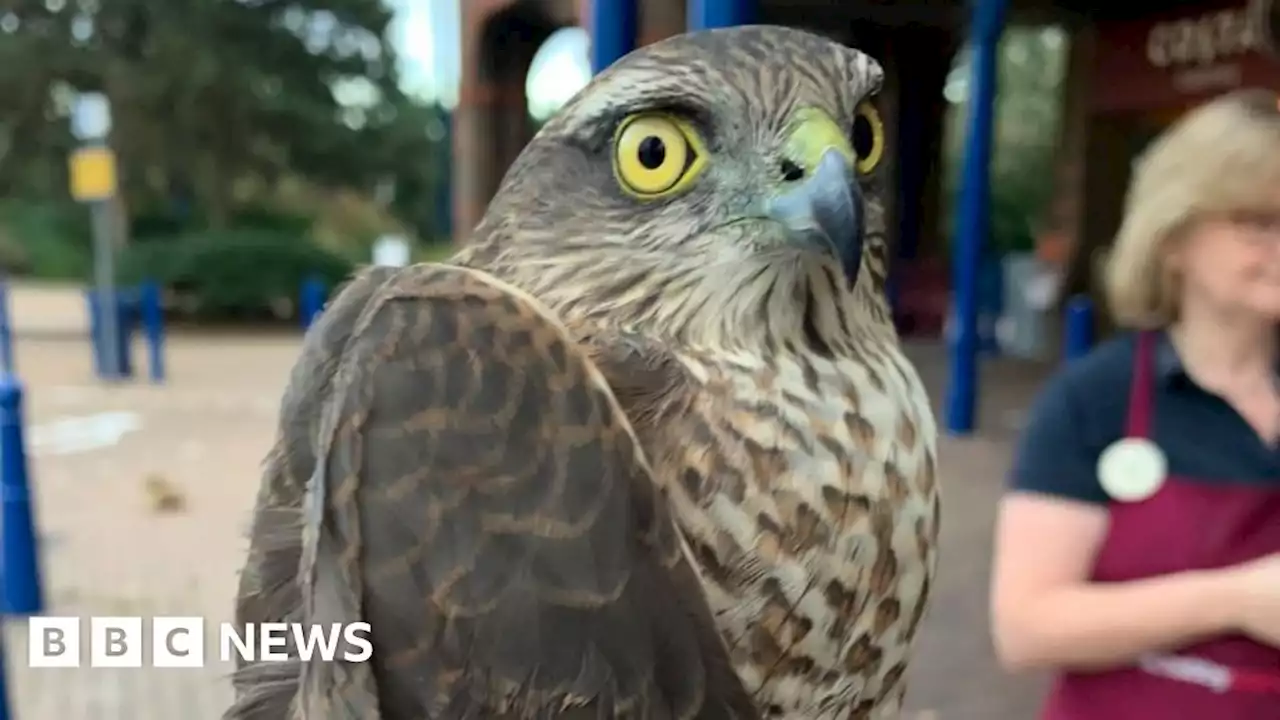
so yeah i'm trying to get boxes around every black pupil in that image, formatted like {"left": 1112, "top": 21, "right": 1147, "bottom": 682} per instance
{"left": 852, "top": 115, "right": 875, "bottom": 160}
{"left": 637, "top": 136, "right": 666, "bottom": 169}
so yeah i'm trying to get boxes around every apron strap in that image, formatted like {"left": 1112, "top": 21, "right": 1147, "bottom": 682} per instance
{"left": 1126, "top": 331, "right": 1157, "bottom": 438}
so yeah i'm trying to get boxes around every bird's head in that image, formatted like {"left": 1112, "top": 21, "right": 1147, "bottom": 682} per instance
{"left": 461, "top": 25, "right": 894, "bottom": 355}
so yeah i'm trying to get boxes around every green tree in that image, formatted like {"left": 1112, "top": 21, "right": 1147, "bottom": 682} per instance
{"left": 943, "top": 26, "right": 1068, "bottom": 256}
{"left": 0, "top": 0, "right": 443, "bottom": 241}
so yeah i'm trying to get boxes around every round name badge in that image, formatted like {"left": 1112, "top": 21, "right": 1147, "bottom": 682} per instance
{"left": 1096, "top": 437, "right": 1167, "bottom": 502}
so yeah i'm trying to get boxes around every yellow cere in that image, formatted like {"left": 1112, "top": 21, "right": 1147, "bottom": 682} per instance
{"left": 782, "top": 105, "right": 884, "bottom": 177}
{"left": 613, "top": 113, "right": 708, "bottom": 198}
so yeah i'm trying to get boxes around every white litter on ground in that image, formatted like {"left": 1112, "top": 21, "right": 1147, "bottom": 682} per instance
{"left": 28, "top": 411, "right": 142, "bottom": 457}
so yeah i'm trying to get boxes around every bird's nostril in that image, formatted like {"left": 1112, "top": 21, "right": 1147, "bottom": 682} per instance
{"left": 779, "top": 159, "right": 805, "bottom": 182}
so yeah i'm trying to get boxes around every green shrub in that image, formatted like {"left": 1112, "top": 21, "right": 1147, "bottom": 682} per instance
{"left": 130, "top": 210, "right": 200, "bottom": 242}
{"left": 414, "top": 242, "right": 455, "bottom": 263}
{"left": 228, "top": 207, "right": 314, "bottom": 238}
{"left": 118, "top": 228, "right": 354, "bottom": 322}
{"left": 0, "top": 201, "right": 92, "bottom": 278}
{"left": 988, "top": 178, "right": 1040, "bottom": 255}
{"left": 129, "top": 205, "right": 314, "bottom": 242}
{"left": 938, "top": 161, "right": 1051, "bottom": 261}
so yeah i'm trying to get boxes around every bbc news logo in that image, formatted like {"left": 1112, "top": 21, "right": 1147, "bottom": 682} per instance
{"left": 27, "top": 617, "right": 373, "bottom": 668}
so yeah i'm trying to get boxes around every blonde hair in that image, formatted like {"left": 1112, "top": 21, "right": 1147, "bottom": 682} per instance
{"left": 1105, "top": 88, "right": 1280, "bottom": 328}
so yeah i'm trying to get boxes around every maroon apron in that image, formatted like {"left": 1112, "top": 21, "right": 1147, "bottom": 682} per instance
{"left": 1042, "top": 331, "right": 1280, "bottom": 719}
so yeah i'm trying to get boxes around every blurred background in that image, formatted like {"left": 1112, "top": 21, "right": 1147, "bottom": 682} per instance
{"left": 0, "top": 0, "right": 1271, "bottom": 718}
{"left": 0, "top": 1, "right": 1065, "bottom": 309}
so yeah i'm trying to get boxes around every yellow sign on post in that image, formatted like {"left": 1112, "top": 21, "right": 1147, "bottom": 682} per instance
{"left": 68, "top": 146, "right": 118, "bottom": 202}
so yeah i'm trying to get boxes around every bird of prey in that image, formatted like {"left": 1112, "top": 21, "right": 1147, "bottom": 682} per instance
{"left": 228, "top": 25, "right": 940, "bottom": 720}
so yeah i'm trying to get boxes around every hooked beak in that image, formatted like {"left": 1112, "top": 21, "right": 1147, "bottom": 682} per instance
{"left": 764, "top": 149, "right": 864, "bottom": 286}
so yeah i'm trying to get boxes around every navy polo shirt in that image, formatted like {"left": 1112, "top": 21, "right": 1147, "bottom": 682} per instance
{"left": 1010, "top": 331, "right": 1280, "bottom": 504}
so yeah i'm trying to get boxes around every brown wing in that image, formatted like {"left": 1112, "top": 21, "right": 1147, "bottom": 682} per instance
{"left": 229, "top": 265, "right": 403, "bottom": 720}
{"left": 254, "top": 263, "right": 755, "bottom": 719}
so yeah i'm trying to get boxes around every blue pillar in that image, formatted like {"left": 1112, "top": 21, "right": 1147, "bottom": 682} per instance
{"left": 688, "top": 0, "right": 756, "bottom": 29}
{"left": 589, "top": 0, "right": 638, "bottom": 74}
{"left": 0, "top": 373, "right": 44, "bottom": 616}
{"left": 944, "top": 0, "right": 1008, "bottom": 435}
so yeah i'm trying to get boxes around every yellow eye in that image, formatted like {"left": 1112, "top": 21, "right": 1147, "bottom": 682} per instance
{"left": 613, "top": 113, "right": 706, "bottom": 198}
{"left": 852, "top": 101, "right": 885, "bottom": 175}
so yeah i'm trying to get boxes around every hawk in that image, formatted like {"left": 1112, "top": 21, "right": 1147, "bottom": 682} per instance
{"left": 228, "top": 25, "right": 940, "bottom": 720}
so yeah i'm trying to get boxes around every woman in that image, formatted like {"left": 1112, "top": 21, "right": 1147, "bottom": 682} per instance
{"left": 990, "top": 88, "right": 1280, "bottom": 718}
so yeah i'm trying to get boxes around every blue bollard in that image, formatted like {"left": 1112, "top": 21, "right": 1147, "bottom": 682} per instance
{"left": 0, "top": 281, "right": 12, "bottom": 374}
{"left": 0, "top": 373, "right": 44, "bottom": 615}
{"left": 1064, "top": 294, "right": 1095, "bottom": 362}
{"left": 85, "top": 288, "right": 134, "bottom": 380}
{"left": 138, "top": 280, "right": 165, "bottom": 383}
{"left": 300, "top": 277, "right": 326, "bottom": 331}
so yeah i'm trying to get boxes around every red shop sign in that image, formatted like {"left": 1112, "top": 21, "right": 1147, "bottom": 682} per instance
{"left": 1092, "top": 1, "right": 1279, "bottom": 114}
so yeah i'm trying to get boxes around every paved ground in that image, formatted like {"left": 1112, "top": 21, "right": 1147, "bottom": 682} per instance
{"left": 3, "top": 331, "right": 293, "bottom": 719}
{"left": 0, "top": 282, "right": 1054, "bottom": 719}
{"left": 900, "top": 345, "right": 1053, "bottom": 719}
{"left": 8, "top": 281, "right": 90, "bottom": 337}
